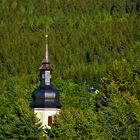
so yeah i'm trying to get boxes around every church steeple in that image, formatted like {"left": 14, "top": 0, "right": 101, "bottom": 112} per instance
{"left": 40, "top": 35, "right": 52, "bottom": 86}
{"left": 31, "top": 34, "right": 61, "bottom": 128}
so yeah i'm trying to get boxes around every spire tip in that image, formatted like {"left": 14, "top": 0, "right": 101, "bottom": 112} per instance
{"left": 46, "top": 34, "right": 48, "bottom": 38}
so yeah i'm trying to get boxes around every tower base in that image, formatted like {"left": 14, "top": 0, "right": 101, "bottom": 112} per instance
{"left": 32, "top": 108, "right": 60, "bottom": 129}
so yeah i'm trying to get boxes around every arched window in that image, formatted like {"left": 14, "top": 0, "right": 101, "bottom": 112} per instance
{"left": 48, "top": 116, "right": 52, "bottom": 126}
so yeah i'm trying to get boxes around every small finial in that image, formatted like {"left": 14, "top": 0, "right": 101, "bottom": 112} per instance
{"left": 46, "top": 34, "right": 48, "bottom": 38}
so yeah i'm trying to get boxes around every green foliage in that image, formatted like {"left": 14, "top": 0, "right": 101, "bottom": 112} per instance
{"left": 0, "top": 0, "right": 139, "bottom": 85}
{"left": 53, "top": 77, "right": 94, "bottom": 109}
{"left": 46, "top": 77, "right": 140, "bottom": 139}
{"left": 47, "top": 63, "right": 140, "bottom": 139}
{"left": 95, "top": 60, "right": 140, "bottom": 108}
{"left": 47, "top": 108, "right": 97, "bottom": 140}
{"left": 0, "top": 76, "right": 45, "bottom": 139}
{"left": 96, "top": 93, "right": 140, "bottom": 140}
{"left": 0, "top": 0, "right": 140, "bottom": 139}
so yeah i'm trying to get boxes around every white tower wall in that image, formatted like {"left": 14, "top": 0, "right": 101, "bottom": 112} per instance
{"left": 32, "top": 108, "right": 60, "bottom": 128}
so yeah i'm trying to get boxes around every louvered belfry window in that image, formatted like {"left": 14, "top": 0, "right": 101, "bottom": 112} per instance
{"left": 48, "top": 116, "right": 52, "bottom": 126}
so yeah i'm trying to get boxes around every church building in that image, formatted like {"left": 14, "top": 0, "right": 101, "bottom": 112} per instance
{"left": 31, "top": 35, "right": 61, "bottom": 128}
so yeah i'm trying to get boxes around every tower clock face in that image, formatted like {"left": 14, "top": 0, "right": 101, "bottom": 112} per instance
{"left": 45, "top": 71, "right": 51, "bottom": 85}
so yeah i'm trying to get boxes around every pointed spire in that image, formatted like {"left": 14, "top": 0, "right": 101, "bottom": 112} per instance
{"left": 40, "top": 34, "right": 52, "bottom": 71}
{"left": 45, "top": 34, "right": 49, "bottom": 62}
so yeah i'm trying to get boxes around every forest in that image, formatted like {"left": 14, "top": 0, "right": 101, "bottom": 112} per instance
{"left": 0, "top": 0, "right": 140, "bottom": 139}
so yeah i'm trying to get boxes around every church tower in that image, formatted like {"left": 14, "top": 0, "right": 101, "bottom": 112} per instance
{"left": 31, "top": 35, "right": 61, "bottom": 128}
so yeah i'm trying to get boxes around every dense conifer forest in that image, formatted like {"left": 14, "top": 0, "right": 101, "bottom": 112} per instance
{"left": 0, "top": 0, "right": 140, "bottom": 139}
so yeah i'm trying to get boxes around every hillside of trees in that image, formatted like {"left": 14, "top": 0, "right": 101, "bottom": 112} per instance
{"left": 0, "top": 0, "right": 140, "bottom": 139}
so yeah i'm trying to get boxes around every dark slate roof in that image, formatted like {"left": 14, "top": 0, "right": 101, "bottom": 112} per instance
{"left": 31, "top": 85, "right": 61, "bottom": 108}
